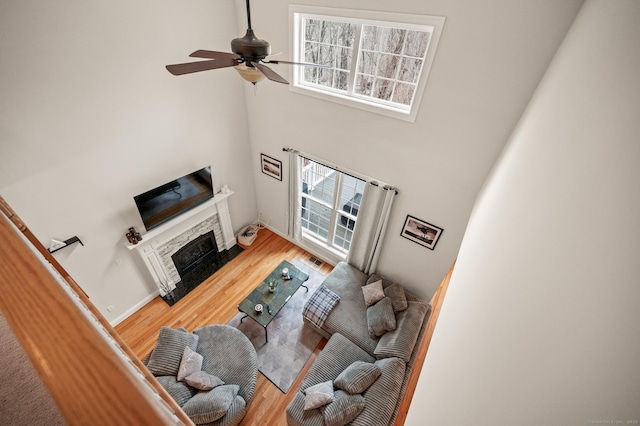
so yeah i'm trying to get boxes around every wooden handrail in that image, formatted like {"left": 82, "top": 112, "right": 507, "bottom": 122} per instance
{"left": 0, "top": 197, "right": 193, "bottom": 426}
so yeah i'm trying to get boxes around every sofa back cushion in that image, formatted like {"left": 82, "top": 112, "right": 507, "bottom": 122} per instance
{"left": 356, "top": 357, "right": 406, "bottom": 426}
{"left": 374, "top": 302, "right": 430, "bottom": 362}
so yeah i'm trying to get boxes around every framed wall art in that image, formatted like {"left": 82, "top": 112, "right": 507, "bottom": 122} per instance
{"left": 400, "top": 215, "right": 443, "bottom": 250}
{"left": 261, "top": 153, "right": 282, "bottom": 181}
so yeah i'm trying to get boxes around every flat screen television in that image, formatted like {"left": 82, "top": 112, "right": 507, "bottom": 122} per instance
{"left": 134, "top": 166, "right": 214, "bottom": 231}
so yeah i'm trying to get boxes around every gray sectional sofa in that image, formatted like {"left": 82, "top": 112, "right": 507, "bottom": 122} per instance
{"left": 287, "top": 261, "right": 432, "bottom": 426}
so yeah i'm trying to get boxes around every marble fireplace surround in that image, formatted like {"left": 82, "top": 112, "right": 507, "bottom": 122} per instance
{"left": 128, "top": 191, "right": 235, "bottom": 295}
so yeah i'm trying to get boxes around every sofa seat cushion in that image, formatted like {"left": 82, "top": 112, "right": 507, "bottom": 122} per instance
{"left": 193, "top": 325, "right": 258, "bottom": 405}
{"left": 320, "top": 390, "right": 365, "bottom": 426}
{"left": 374, "top": 301, "right": 430, "bottom": 362}
{"left": 319, "top": 263, "right": 380, "bottom": 355}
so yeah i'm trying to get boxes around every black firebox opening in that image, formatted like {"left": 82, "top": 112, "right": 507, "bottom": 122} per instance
{"left": 163, "top": 232, "right": 243, "bottom": 306}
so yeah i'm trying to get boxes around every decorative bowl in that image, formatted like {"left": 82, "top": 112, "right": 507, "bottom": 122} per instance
{"left": 254, "top": 303, "right": 263, "bottom": 313}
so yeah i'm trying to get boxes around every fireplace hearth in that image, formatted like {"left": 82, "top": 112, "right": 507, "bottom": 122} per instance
{"left": 163, "top": 232, "right": 243, "bottom": 306}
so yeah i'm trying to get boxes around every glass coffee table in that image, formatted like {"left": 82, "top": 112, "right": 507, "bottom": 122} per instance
{"left": 237, "top": 260, "right": 309, "bottom": 343}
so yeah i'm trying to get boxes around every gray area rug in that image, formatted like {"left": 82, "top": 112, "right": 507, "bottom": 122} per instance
{"left": 0, "top": 311, "right": 67, "bottom": 425}
{"left": 227, "top": 259, "right": 325, "bottom": 393}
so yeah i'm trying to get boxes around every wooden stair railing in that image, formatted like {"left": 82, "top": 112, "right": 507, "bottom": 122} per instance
{"left": 0, "top": 196, "right": 194, "bottom": 426}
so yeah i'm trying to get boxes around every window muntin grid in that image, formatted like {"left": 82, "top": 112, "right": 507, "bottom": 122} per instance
{"left": 296, "top": 15, "right": 433, "bottom": 111}
{"left": 300, "top": 160, "right": 366, "bottom": 254}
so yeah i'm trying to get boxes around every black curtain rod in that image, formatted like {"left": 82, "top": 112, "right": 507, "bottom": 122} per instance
{"left": 282, "top": 147, "right": 399, "bottom": 195}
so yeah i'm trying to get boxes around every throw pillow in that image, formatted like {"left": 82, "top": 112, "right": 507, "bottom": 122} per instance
{"left": 177, "top": 346, "right": 203, "bottom": 382}
{"left": 155, "top": 375, "right": 198, "bottom": 407}
{"left": 374, "top": 301, "right": 430, "bottom": 362}
{"left": 384, "top": 282, "right": 408, "bottom": 313}
{"left": 334, "top": 361, "right": 381, "bottom": 395}
{"left": 147, "top": 327, "right": 199, "bottom": 376}
{"left": 320, "top": 390, "right": 366, "bottom": 426}
{"left": 367, "top": 273, "right": 392, "bottom": 289}
{"left": 366, "top": 297, "right": 397, "bottom": 338}
{"left": 181, "top": 384, "right": 239, "bottom": 424}
{"left": 184, "top": 371, "right": 225, "bottom": 391}
{"left": 302, "top": 284, "right": 340, "bottom": 328}
{"left": 361, "top": 280, "right": 385, "bottom": 307}
{"left": 303, "top": 380, "right": 334, "bottom": 410}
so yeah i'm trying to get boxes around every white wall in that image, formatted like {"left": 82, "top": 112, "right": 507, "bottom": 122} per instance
{"left": 242, "top": 0, "right": 583, "bottom": 298}
{"left": 408, "top": 0, "right": 640, "bottom": 423}
{"left": 0, "top": 0, "right": 585, "bottom": 322}
{"left": 0, "top": 0, "right": 257, "bottom": 323}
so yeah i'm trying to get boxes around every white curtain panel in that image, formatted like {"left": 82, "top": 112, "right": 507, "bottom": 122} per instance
{"left": 347, "top": 183, "right": 397, "bottom": 275}
{"left": 287, "top": 149, "right": 303, "bottom": 241}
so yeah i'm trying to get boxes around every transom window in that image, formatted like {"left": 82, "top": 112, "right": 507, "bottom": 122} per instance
{"left": 301, "top": 159, "right": 366, "bottom": 253}
{"left": 290, "top": 6, "right": 445, "bottom": 122}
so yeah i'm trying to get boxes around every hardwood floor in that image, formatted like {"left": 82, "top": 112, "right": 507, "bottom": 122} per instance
{"left": 115, "top": 227, "right": 333, "bottom": 426}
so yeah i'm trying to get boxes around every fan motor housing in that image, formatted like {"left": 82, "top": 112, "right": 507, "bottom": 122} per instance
{"left": 232, "top": 29, "right": 271, "bottom": 62}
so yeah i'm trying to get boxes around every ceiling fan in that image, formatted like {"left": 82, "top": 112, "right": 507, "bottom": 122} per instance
{"left": 166, "top": 0, "right": 322, "bottom": 85}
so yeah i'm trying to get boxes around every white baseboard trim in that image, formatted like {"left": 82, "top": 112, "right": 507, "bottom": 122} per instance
{"left": 111, "top": 224, "right": 341, "bottom": 326}
{"left": 109, "top": 292, "right": 158, "bottom": 327}
{"left": 257, "top": 223, "right": 342, "bottom": 267}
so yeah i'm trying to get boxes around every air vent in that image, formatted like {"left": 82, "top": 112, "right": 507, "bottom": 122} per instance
{"left": 308, "top": 256, "right": 323, "bottom": 266}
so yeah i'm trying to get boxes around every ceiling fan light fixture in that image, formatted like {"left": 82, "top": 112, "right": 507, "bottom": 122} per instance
{"left": 234, "top": 63, "right": 266, "bottom": 84}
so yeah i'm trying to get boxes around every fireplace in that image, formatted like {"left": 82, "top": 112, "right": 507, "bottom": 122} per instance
{"left": 172, "top": 232, "right": 218, "bottom": 279}
{"left": 164, "top": 231, "right": 240, "bottom": 305}
{"left": 128, "top": 191, "right": 242, "bottom": 305}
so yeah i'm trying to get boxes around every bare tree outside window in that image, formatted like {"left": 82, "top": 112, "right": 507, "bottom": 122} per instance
{"left": 300, "top": 17, "right": 430, "bottom": 107}
{"left": 291, "top": 7, "right": 445, "bottom": 122}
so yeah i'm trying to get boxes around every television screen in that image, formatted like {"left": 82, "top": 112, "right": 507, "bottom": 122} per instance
{"left": 134, "top": 166, "right": 214, "bottom": 231}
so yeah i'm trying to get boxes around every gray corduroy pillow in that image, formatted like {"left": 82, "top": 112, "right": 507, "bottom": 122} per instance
{"left": 334, "top": 361, "right": 381, "bottom": 394}
{"left": 384, "top": 282, "right": 408, "bottom": 313}
{"left": 320, "top": 390, "right": 366, "bottom": 426}
{"left": 182, "top": 384, "right": 239, "bottom": 424}
{"left": 147, "top": 327, "right": 199, "bottom": 376}
{"left": 366, "top": 297, "right": 397, "bottom": 338}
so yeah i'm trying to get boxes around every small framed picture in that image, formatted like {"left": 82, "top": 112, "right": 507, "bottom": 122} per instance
{"left": 400, "top": 215, "right": 443, "bottom": 250}
{"left": 260, "top": 154, "right": 282, "bottom": 181}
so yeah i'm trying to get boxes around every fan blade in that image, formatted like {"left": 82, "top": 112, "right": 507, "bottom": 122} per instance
{"left": 189, "top": 50, "right": 240, "bottom": 62}
{"left": 264, "top": 59, "right": 329, "bottom": 68}
{"left": 253, "top": 62, "right": 289, "bottom": 84}
{"left": 166, "top": 59, "right": 236, "bottom": 76}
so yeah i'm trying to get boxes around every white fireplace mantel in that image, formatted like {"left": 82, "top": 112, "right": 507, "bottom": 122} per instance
{"left": 127, "top": 190, "right": 236, "bottom": 295}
